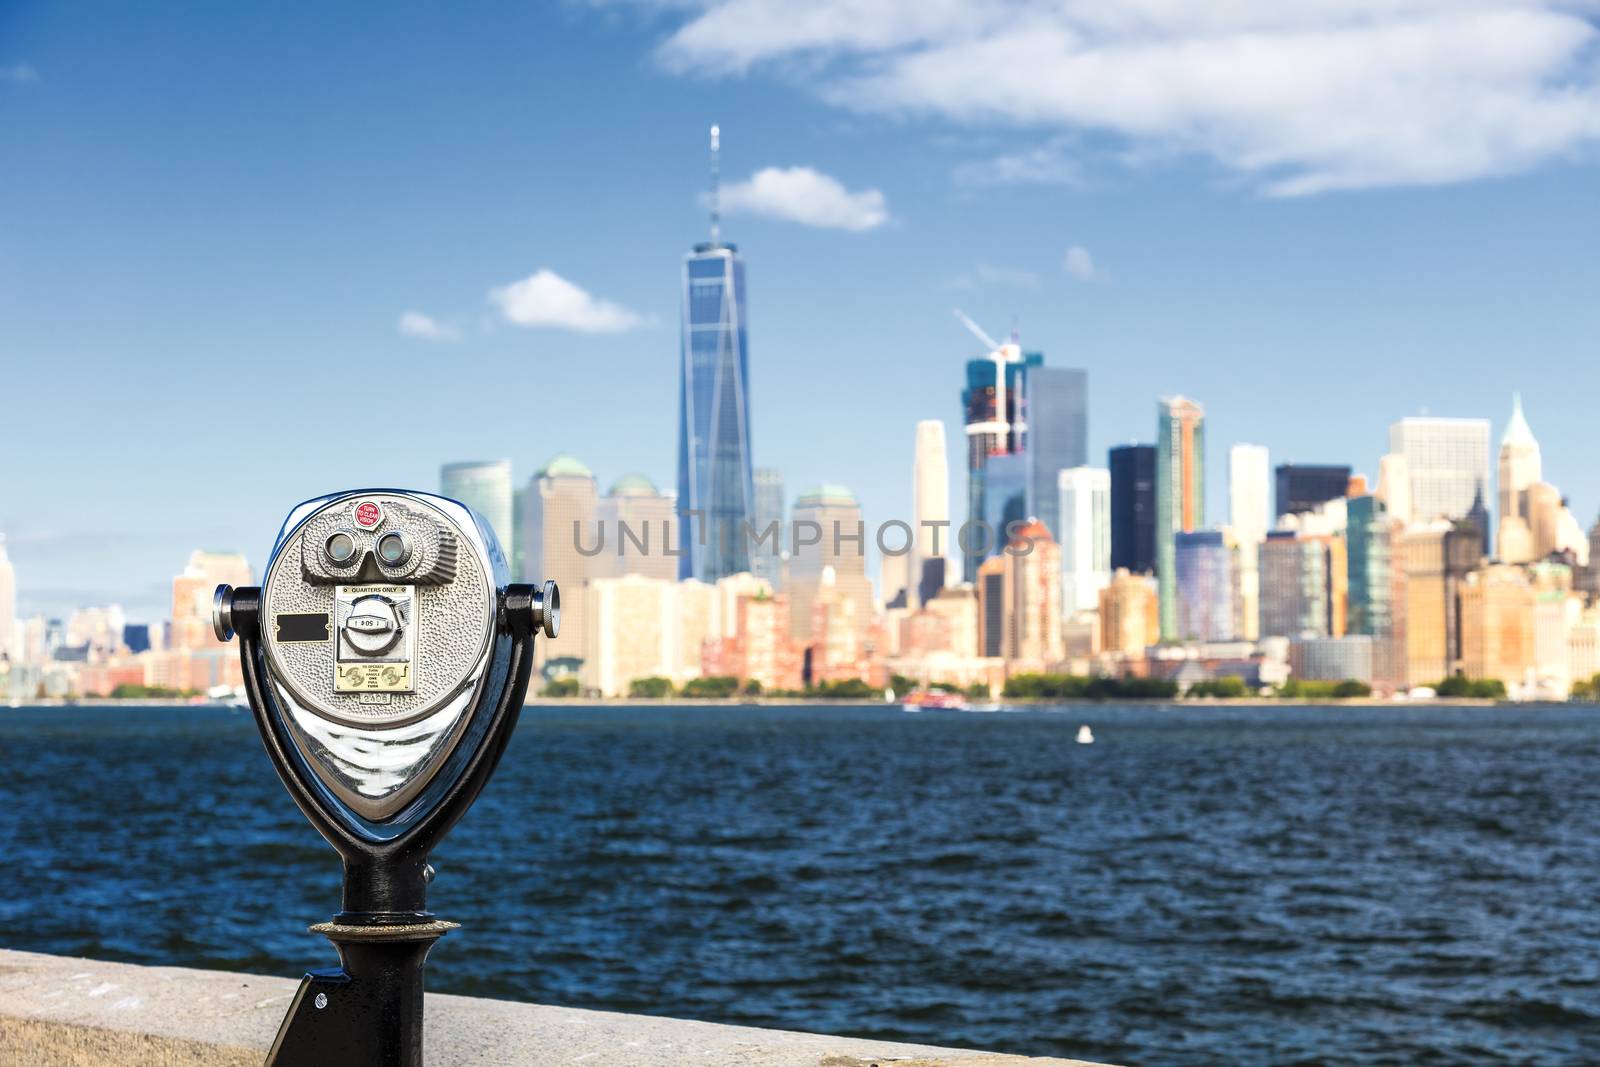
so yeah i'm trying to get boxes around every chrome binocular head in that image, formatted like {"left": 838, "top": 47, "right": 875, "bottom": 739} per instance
{"left": 215, "top": 489, "right": 556, "bottom": 836}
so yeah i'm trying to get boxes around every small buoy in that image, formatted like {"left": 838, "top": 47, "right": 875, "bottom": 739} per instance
{"left": 1076, "top": 724, "right": 1094, "bottom": 744}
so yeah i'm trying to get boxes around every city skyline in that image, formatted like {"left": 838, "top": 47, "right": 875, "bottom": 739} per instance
{"left": 4, "top": 5, "right": 1600, "bottom": 620}
{"left": 7, "top": 314, "right": 1598, "bottom": 700}
{"left": 0, "top": 380, "right": 1584, "bottom": 625}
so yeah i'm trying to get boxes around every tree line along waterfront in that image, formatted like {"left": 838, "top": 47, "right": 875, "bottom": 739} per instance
{"left": 529, "top": 671, "right": 1576, "bottom": 703}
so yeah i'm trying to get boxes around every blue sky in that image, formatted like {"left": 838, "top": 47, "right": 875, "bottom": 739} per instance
{"left": 3, "top": 1, "right": 1599, "bottom": 619}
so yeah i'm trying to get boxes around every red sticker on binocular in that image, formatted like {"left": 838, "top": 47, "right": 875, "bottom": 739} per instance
{"left": 354, "top": 501, "right": 383, "bottom": 529}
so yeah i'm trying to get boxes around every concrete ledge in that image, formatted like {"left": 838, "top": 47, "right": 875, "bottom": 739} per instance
{"left": 0, "top": 949, "right": 1111, "bottom": 1066}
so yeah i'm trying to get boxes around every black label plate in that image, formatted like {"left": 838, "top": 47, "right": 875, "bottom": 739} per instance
{"left": 276, "top": 612, "right": 331, "bottom": 643}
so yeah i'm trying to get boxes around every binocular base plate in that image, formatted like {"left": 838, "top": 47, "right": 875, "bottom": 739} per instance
{"left": 309, "top": 919, "right": 461, "bottom": 940}
{"left": 267, "top": 918, "right": 459, "bottom": 1067}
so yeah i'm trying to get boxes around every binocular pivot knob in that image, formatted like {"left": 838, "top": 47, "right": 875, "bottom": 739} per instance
{"left": 502, "top": 580, "right": 560, "bottom": 640}
{"left": 533, "top": 579, "right": 560, "bottom": 640}
{"left": 213, "top": 583, "right": 236, "bottom": 643}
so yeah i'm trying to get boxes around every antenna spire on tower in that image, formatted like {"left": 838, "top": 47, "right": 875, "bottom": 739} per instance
{"left": 709, "top": 124, "right": 721, "bottom": 247}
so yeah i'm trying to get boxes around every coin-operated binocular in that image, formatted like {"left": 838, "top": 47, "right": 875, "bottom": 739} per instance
{"left": 214, "top": 490, "right": 557, "bottom": 1066}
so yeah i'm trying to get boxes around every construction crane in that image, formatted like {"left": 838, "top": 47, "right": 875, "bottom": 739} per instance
{"left": 953, "top": 308, "right": 1023, "bottom": 446}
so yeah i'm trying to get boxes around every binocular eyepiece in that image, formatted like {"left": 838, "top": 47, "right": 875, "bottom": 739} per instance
{"left": 212, "top": 488, "right": 556, "bottom": 1066}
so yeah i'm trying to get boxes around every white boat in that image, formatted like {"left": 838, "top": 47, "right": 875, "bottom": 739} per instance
{"left": 1076, "top": 724, "right": 1095, "bottom": 744}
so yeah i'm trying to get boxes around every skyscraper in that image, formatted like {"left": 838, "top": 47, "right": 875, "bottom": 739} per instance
{"left": 1376, "top": 453, "right": 1412, "bottom": 525}
{"left": 1582, "top": 516, "right": 1600, "bottom": 596}
{"left": 1497, "top": 393, "right": 1542, "bottom": 562}
{"left": 1346, "top": 494, "right": 1392, "bottom": 638}
{"left": 1156, "top": 396, "right": 1205, "bottom": 640}
{"left": 1401, "top": 519, "right": 1483, "bottom": 685}
{"left": 1275, "top": 464, "right": 1353, "bottom": 519}
{"left": 1458, "top": 564, "right": 1537, "bottom": 690}
{"left": 1174, "top": 530, "right": 1235, "bottom": 643}
{"left": 977, "top": 555, "right": 1005, "bottom": 658}
{"left": 1099, "top": 569, "right": 1161, "bottom": 655}
{"left": 1007, "top": 520, "right": 1063, "bottom": 671}
{"left": 1109, "top": 444, "right": 1157, "bottom": 575}
{"left": 0, "top": 535, "right": 15, "bottom": 660}
{"left": 787, "top": 485, "right": 873, "bottom": 645}
{"left": 1026, "top": 366, "right": 1089, "bottom": 545}
{"left": 518, "top": 454, "right": 599, "bottom": 667}
{"left": 1229, "top": 445, "right": 1271, "bottom": 546}
{"left": 1389, "top": 416, "right": 1491, "bottom": 540}
{"left": 1229, "top": 444, "right": 1270, "bottom": 641}
{"left": 1525, "top": 481, "right": 1564, "bottom": 560}
{"left": 962, "top": 343, "right": 1028, "bottom": 581}
{"left": 678, "top": 125, "right": 754, "bottom": 583}
{"left": 593, "top": 474, "right": 677, "bottom": 582}
{"left": 1259, "top": 531, "right": 1329, "bottom": 640}
{"left": 440, "top": 460, "right": 514, "bottom": 555}
{"left": 880, "top": 551, "right": 910, "bottom": 609}
{"left": 981, "top": 451, "right": 1030, "bottom": 555}
{"left": 1497, "top": 394, "right": 1541, "bottom": 520}
{"left": 1057, "top": 467, "right": 1111, "bottom": 614}
{"left": 976, "top": 520, "right": 1062, "bottom": 670}
{"left": 911, "top": 420, "right": 950, "bottom": 606}
{"left": 751, "top": 467, "right": 785, "bottom": 590}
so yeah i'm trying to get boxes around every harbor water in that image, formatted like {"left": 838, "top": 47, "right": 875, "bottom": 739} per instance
{"left": 3, "top": 702, "right": 1598, "bottom": 1065}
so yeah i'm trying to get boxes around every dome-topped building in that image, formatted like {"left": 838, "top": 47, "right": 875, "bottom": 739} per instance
{"left": 538, "top": 453, "right": 594, "bottom": 480}
{"left": 795, "top": 484, "right": 857, "bottom": 508}
{"left": 596, "top": 472, "right": 676, "bottom": 582}
{"left": 519, "top": 454, "right": 598, "bottom": 668}
{"left": 788, "top": 483, "right": 872, "bottom": 648}
{"left": 608, "top": 473, "right": 660, "bottom": 498}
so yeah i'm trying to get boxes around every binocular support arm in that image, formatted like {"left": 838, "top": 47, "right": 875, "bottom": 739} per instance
{"left": 225, "top": 583, "right": 549, "bottom": 919}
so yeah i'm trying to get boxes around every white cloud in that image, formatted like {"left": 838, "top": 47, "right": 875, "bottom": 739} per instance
{"left": 719, "top": 166, "right": 889, "bottom": 230}
{"left": 954, "top": 139, "right": 1082, "bottom": 188}
{"left": 1063, "top": 246, "right": 1098, "bottom": 281}
{"left": 0, "top": 63, "right": 37, "bottom": 84}
{"left": 944, "top": 261, "right": 1040, "bottom": 289}
{"left": 397, "top": 311, "right": 460, "bottom": 341}
{"left": 975, "top": 262, "right": 1040, "bottom": 287}
{"left": 488, "top": 269, "right": 645, "bottom": 333}
{"left": 642, "top": 0, "right": 1600, "bottom": 195}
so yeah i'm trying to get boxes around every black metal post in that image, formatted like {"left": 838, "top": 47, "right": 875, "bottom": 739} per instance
{"left": 267, "top": 924, "right": 451, "bottom": 1067}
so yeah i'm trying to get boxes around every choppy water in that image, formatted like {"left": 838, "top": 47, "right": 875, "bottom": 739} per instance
{"left": 3, "top": 702, "right": 1600, "bottom": 1065}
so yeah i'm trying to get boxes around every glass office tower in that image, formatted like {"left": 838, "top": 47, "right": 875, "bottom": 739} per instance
{"left": 1275, "top": 463, "right": 1353, "bottom": 518}
{"left": 1174, "top": 529, "right": 1235, "bottom": 643}
{"left": 678, "top": 241, "right": 754, "bottom": 581}
{"left": 1026, "top": 366, "right": 1088, "bottom": 545}
{"left": 1388, "top": 416, "right": 1491, "bottom": 550}
{"left": 1058, "top": 466, "right": 1112, "bottom": 614}
{"left": 1156, "top": 396, "right": 1206, "bottom": 640}
{"left": 440, "top": 460, "right": 514, "bottom": 554}
{"left": 751, "top": 466, "right": 785, "bottom": 590}
{"left": 982, "top": 452, "right": 1031, "bottom": 552}
{"left": 1346, "top": 494, "right": 1392, "bottom": 637}
{"left": 1109, "top": 444, "right": 1157, "bottom": 574}
{"left": 962, "top": 350, "right": 1030, "bottom": 581}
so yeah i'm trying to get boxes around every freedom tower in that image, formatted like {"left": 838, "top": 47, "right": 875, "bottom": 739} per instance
{"left": 677, "top": 125, "right": 755, "bottom": 581}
